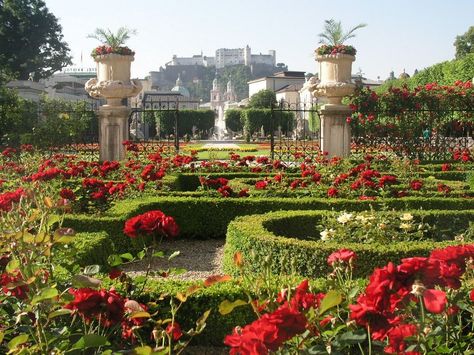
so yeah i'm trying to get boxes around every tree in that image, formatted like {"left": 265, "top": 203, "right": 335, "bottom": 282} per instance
{"left": 87, "top": 27, "right": 136, "bottom": 49}
{"left": 218, "top": 64, "right": 252, "bottom": 100}
{"left": 318, "top": 19, "right": 367, "bottom": 45}
{"left": 0, "top": 0, "right": 72, "bottom": 80}
{"left": 454, "top": 26, "right": 474, "bottom": 59}
{"left": 248, "top": 89, "right": 276, "bottom": 109}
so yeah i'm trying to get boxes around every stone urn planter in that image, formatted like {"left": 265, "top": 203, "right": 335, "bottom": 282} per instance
{"left": 85, "top": 53, "right": 141, "bottom": 106}
{"left": 313, "top": 53, "right": 355, "bottom": 109}
{"left": 85, "top": 52, "right": 142, "bottom": 161}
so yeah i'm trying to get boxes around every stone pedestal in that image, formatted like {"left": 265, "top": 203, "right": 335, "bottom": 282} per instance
{"left": 85, "top": 53, "right": 141, "bottom": 162}
{"left": 320, "top": 107, "right": 351, "bottom": 158}
{"left": 98, "top": 106, "right": 130, "bottom": 161}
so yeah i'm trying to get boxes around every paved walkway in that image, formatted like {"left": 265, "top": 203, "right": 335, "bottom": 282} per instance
{"left": 202, "top": 143, "right": 239, "bottom": 149}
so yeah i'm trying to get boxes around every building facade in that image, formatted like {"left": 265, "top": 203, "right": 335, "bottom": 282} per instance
{"left": 248, "top": 71, "right": 306, "bottom": 98}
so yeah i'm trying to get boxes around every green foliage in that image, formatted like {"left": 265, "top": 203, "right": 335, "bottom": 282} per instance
{"left": 223, "top": 210, "right": 470, "bottom": 279}
{"left": 376, "top": 53, "right": 474, "bottom": 92}
{"left": 454, "top": 26, "right": 474, "bottom": 59}
{"left": 225, "top": 109, "right": 243, "bottom": 132}
{"left": 70, "top": 232, "right": 114, "bottom": 267}
{"left": 87, "top": 27, "right": 136, "bottom": 49}
{"left": 0, "top": 0, "right": 72, "bottom": 80}
{"left": 25, "top": 97, "right": 97, "bottom": 148}
{"left": 0, "top": 88, "right": 38, "bottom": 146}
{"left": 154, "top": 109, "right": 215, "bottom": 138}
{"left": 317, "top": 19, "right": 367, "bottom": 46}
{"left": 308, "top": 107, "right": 320, "bottom": 132}
{"left": 248, "top": 89, "right": 276, "bottom": 109}
{"left": 188, "top": 66, "right": 215, "bottom": 102}
{"left": 218, "top": 64, "right": 252, "bottom": 100}
{"left": 241, "top": 108, "right": 294, "bottom": 135}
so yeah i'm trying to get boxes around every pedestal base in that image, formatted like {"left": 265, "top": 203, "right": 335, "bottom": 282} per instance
{"left": 320, "top": 106, "right": 351, "bottom": 158}
{"left": 98, "top": 106, "right": 130, "bottom": 162}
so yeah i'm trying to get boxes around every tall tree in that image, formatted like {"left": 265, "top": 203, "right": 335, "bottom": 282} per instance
{"left": 0, "top": 0, "right": 72, "bottom": 80}
{"left": 248, "top": 89, "right": 276, "bottom": 108}
{"left": 454, "top": 26, "right": 474, "bottom": 59}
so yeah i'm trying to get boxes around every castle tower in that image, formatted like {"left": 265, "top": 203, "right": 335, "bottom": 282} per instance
{"left": 244, "top": 45, "right": 251, "bottom": 66}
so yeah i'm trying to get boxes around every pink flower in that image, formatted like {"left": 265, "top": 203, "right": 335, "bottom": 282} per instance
{"left": 327, "top": 249, "right": 357, "bottom": 266}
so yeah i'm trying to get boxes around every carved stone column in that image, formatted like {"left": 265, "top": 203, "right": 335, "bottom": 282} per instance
{"left": 85, "top": 54, "right": 141, "bottom": 161}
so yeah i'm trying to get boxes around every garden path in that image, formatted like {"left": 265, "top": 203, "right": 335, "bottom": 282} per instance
{"left": 122, "top": 239, "right": 225, "bottom": 281}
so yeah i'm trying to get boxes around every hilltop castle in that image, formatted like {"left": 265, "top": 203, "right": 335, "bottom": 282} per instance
{"left": 167, "top": 45, "right": 276, "bottom": 69}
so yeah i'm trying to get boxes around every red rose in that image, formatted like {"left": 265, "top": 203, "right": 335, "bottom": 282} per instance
{"left": 108, "top": 268, "right": 123, "bottom": 280}
{"left": 255, "top": 180, "right": 268, "bottom": 190}
{"left": 327, "top": 187, "right": 338, "bottom": 197}
{"left": 123, "top": 210, "right": 165, "bottom": 238}
{"left": 410, "top": 179, "right": 423, "bottom": 191}
{"left": 60, "top": 188, "right": 76, "bottom": 201}
{"left": 327, "top": 249, "right": 357, "bottom": 266}
{"left": 238, "top": 188, "right": 250, "bottom": 198}
{"left": 422, "top": 289, "right": 447, "bottom": 314}
{"left": 0, "top": 188, "right": 24, "bottom": 212}
{"left": 166, "top": 322, "right": 183, "bottom": 341}
{"left": 0, "top": 272, "right": 29, "bottom": 299}
{"left": 441, "top": 163, "right": 451, "bottom": 171}
{"left": 384, "top": 324, "right": 417, "bottom": 354}
{"left": 65, "top": 288, "right": 125, "bottom": 327}
{"left": 161, "top": 215, "right": 180, "bottom": 237}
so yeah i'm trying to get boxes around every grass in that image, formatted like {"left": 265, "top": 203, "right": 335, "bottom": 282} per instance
{"left": 181, "top": 143, "right": 271, "bottom": 160}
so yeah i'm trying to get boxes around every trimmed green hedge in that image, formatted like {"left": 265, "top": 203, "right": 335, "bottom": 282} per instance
{"left": 223, "top": 210, "right": 471, "bottom": 279}
{"left": 168, "top": 170, "right": 467, "bottom": 192}
{"left": 154, "top": 109, "right": 215, "bottom": 138}
{"left": 64, "top": 196, "right": 474, "bottom": 251}
{"left": 53, "top": 231, "right": 114, "bottom": 274}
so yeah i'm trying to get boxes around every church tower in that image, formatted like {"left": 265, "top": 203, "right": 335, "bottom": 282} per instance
{"left": 224, "top": 76, "right": 237, "bottom": 102}
{"left": 210, "top": 72, "right": 222, "bottom": 110}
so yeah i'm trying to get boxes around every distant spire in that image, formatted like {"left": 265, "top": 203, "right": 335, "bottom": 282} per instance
{"left": 176, "top": 74, "right": 182, "bottom": 86}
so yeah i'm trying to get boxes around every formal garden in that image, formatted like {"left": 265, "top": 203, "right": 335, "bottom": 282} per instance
{"left": 1, "top": 3, "right": 474, "bottom": 353}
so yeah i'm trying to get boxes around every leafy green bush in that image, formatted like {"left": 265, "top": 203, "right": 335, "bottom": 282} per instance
{"left": 0, "top": 88, "right": 37, "bottom": 146}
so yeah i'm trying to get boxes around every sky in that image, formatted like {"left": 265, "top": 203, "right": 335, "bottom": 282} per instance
{"left": 45, "top": 0, "right": 474, "bottom": 81}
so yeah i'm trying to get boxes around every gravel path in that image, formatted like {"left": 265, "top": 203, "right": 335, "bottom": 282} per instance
{"left": 122, "top": 239, "right": 226, "bottom": 281}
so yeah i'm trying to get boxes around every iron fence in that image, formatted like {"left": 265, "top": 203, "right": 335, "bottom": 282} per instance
{"left": 351, "top": 108, "right": 474, "bottom": 160}
{"left": 270, "top": 100, "right": 321, "bottom": 162}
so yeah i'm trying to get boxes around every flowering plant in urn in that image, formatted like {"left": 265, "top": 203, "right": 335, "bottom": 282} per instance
{"left": 312, "top": 19, "right": 366, "bottom": 108}
{"left": 85, "top": 27, "right": 141, "bottom": 106}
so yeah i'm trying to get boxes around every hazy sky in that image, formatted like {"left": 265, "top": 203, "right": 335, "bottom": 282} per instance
{"left": 45, "top": 0, "right": 473, "bottom": 80}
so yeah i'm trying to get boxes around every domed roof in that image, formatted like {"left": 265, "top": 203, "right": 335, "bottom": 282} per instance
{"left": 171, "top": 74, "right": 190, "bottom": 97}
{"left": 399, "top": 69, "right": 410, "bottom": 80}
